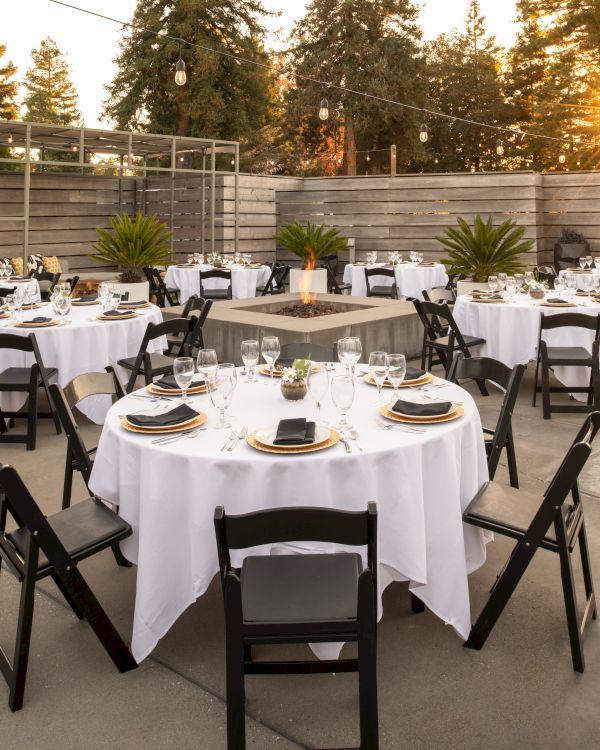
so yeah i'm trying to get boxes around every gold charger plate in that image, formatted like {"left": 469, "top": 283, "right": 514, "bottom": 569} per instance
{"left": 119, "top": 302, "right": 151, "bottom": 309}
{"left": 246, "top": 428, "right": 340, "bottom": 454}
{"left": 97, "top": 312, "right": 139, "bottom": 321}
{"left": 539, "top": 301, "right": 578, "bottom": 308}
{"left": 71, "top": 299, "right": 100, "bottom": 306}
{"left": 120, "top": 411, "right": 207, "bottom": 435}
{"left": 258, "top": 363, "right": 323, "bottom": 377}
{"left": 467, "top": 297, "right": 505, "bottom": 304}
{"left": 0, "top": 312, "right": 9, "bottom": 319}
{"left": 363, "top": 372, "right": 433, "bottom": 388}
{"left": 379, "top": 403, "right": 464, "bottom": 425}
{"left": 21, "top": 303, "right": 43, "bottom": 310}
{"left": 568, "top": 269, "right": 592, "bottom": 274}
{"left": 15, "top": 319, "right": 60, "bottom": 328}
{"left": 147, "top": 382, "right": 207, "bottom": 396}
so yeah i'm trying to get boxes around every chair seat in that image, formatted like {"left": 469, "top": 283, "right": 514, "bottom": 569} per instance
{"left": 0, "top": 366, "right": 58, "bottom": 388}
{"left": 429, "top": 334, "right": 485, "bottom": 349}
{"left": 117, "top": 353, "right": 175, "bottom": 372}
{"left": 544, "top": 346, "right": 593, "bottom": 365}
{"left": 464, "top": 481, "right": 556, "bottom": 545}
{"left": 8, "top": 498, "right": 131, "bottom": 575}
{"left": 202, "top": 289, "right": 231, "bottom": 300}
{"left": 368, "top": 286, "right": 396, "bottom": 298}
{"left": 240, "top": 552, "right": 362, "bottom": 625}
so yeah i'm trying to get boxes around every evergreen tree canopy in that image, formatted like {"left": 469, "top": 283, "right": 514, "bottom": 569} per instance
{"left": 23, "top": 37, "right": 81, "bottom": 125}
{"left": 0, "top": 44, "right": 18, "bottom": 121}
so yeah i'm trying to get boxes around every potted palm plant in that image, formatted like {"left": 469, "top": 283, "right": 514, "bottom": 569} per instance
{"left": 89, "top": 212, "right": 173, "bottom": 301}
{"left": 438, "top": 215, "right": 532, "bottom": 296}
{"left": 274, "top": 221, "right": 348, "bottom": 295}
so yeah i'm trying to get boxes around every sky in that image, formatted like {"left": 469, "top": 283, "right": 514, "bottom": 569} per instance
{"left": 3, "top": 0, "right": 518, "bottom": 128}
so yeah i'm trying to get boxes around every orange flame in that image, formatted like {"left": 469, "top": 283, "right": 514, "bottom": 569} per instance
{"left": 301, "top": 245, "right": 317, "bottom": 304}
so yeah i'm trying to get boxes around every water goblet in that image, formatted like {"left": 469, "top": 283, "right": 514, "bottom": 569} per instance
{"left": 524, "top": 271, "right": 534, "bottom": 285}
{"left": 209, "top": 363, "right": 236, "bottom": 428}
{"left": 307, "top": 367, "right": 329, "bottom": 427}
{"left": 241, "top": 340, "right": 259, "bottom": 382}
{"left": 261, "top": 335, "right": 280, "bottom": 383}
{"left": 330, "top": 375, "right": 355, "bottom": 432}
{"left": 197, "top": 348, "right": 218, "bottom": 387}
{"left": 514, "top": 273, "right": 524, "bottom": 291}
{"left": 505, "top": 277, "right": 517, "bottom": 299}
{"left": 487, "top": 275, "right": 498, "bottom": 293}
{"left": 585, "top": 255, "right": 593, "bottom": 269}
{"left": 594, "top": 257, "right": 600, "bottom": 270}
{"left": 553, "top": 279, "right": 565, "bottom": 299}
{"left": 173, "top": 356, "right": 195, "bottom": 402}
{"left": 5, "top": 294, "right": 16, "bottom": 320}
{"left": 368, "top": 351, "right": 388, "bottom": 405}
{"left": 497, "top": 273, "right": 507, "bottom": 291}
{"left": 386, "top": 353, "right": 407, "bottom": 403}
{"left": 579, "top": 257, "right": 587, "bottom": 270}
{"left": 341, "top": 336, "right": 362, "bottom": 377}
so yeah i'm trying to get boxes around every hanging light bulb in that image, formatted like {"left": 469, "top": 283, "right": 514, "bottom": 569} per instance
{"left": 7, "top": 132, "right": 13, "bottom": 144}
{"left": 231, "top": 158, "right": 235, "bottom": 166}
{"left": 366, "top": 153, "right": 371, "bottom": 162}
{"left": 558, "top": 148, "right": 567, "bottom": 165}
{"left": 71, "top": 144, "right": 78, "bottom": 152}
{"left": 174, "top": 44, "right": 187, "bottom": 86}
{"left": 470, "top": 165, "right": 476, "bottom": 173}
{"left": 318, "top": 98, "right": 329, "bottom": 121}
{"left": 496, "top": 139, "right": 504, "bottom": 156}
{"left": 434, "top": 157, "right": 439, "bottom": 164}
{"left": 419, "top": 124, "right": 428, "bottom": 143}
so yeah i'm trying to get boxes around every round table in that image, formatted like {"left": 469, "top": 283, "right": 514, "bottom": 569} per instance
{"left": 0, "top": 277, "right": 41, "bottom": 302}
{"left": 89, "top": 368, "right": 488, "bottom": 663}
{"left": 164, "top": 264, "right": 271, "bottom": 303}
{"left": 343, "top": 263, "right": 448, "bottom": 300}
{"left": 453, "top": 294, "right": 600, "bottom": 400}
{"left": 0, "top": 302, "right": 165, "bottom": 423}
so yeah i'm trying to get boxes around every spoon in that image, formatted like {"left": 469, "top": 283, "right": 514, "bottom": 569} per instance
{"left": 345, "top": 429, "right": 363, "bottom": 451}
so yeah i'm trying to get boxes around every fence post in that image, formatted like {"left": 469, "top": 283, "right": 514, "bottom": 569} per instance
{"left": 390, "top": 145, "right": 397, "bottom": 177}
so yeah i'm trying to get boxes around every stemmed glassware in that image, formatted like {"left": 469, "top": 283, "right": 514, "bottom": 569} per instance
{"left": 585, "top": 255, "right": 593, "bottom": 269}
{"left": 210, "top": 363, "right": 236, "bottom": 428}
{"left": 173, "top": 357, "right": 195, "bottom": 402}
{"left": 564, "top": 274, "right": 577, "bottom": 302}
{"left": 514, "top": 274, "right": 524, "bottom": 292}
{"left": 368, "top": 351, "right": 388, "bottom": 405}
{"left": 307, "top": 367, "right": 329, "bottom": 427}
{"left": 595, "top": 257, "right": 600, "bottom": 270}
{"left": 505, "top": 277, "right": 517, "bottom": 299}
{"left": 524, "top": 271, "right": 534, "bottom": 285}
{"left": 261, "top": 335, "right": 280, "bottom": 383}
{"left": 386, "top": 353, "right": 407, "bottom": 403}
{"left": 337, "top": 337, "right": 362, "bottom": 377}
{"left": 5, "top": 294, "right": 16, "bottom": 320}
{"left": 487, "top": 275, "right": 498, "bottom": 293}
{"left": 497, "top": 273, "right": 507, "bottom": 292}
{"left": 579, "top": 256, "right": 587, "bottom": 270}
{"left": 197, "top": 348, "right": 218, "bottom": 386}
{"left": 241, "top": 340, "right": 259, "bottom": 383}
{"left": 330, "top": 375, "right": 355, "bottom": 432}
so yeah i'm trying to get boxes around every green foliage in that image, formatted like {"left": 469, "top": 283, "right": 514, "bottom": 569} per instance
{"left": 90, "top": 213, "right": 173, "bottom": 283}
{"left": 0, "top": 44, "right": 18, "bottom": 121}
{"left": 438, "top": 215, "right": 531, "bottom": 282}
{"left": 23, "top": 37, "right": 81, "bottom": 125}
{"left": 292, "top": 358, "right": 312, "bottom": 380}
{"left": 274, "top": 221, "right": 348, "bottom": 267}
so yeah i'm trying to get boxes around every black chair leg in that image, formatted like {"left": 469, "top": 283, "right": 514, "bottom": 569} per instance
{"left": 578, "top": 522, "right": 597, "bottom": 620}
{"left": 111, "top": 541, "right": 133, "bottom": 568}
{"left": 541, "top": 358, "right": 551, "bottom": 419}
{"left": 225, "top": 581, "right": 246, "bottom": 750}
{"left": 357, "top": 576, "right": 378, "bottom": 750}
{"left": 506, "top": 431, "right": 519, "bottom": 489}
{"left": 50, "top": 570, "right": 85, "bottom": 620}
{"left": 532, "top": 355, "right": 540, "bottom": 407}
{"left": 26, "top": 383, "right": 38, "bottom": 451}
{"left": 9, "top": 566, "right": 37, "bottom": 711}
{"left": 62, "top": 452, "right": 74, "bottom": 510}
{"left": 556, "top": 521, "right": 585, "bottom": 673}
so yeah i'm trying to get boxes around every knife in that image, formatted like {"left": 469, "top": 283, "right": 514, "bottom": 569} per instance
{"left": 228, "top": 426, "right": 248, "bottom": 451}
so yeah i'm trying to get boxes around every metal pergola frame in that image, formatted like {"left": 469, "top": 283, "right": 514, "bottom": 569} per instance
{"left": 0, "top": 120, "right": 240, "bottom": 261}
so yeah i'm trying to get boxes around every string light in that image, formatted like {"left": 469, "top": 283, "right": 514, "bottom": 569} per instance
{"left": 559, "top": 149, "right": 567, "bottom": 164}
{"left": 419, "top": 124, "right": 428, "bottom": 143}
{"left": 366, "top": 154, "right": 370, "bottom": 162}
{"left": 7, "top": 132, "right": 13, "bottom": 144}
{"left": 318, "top": 98, "right": 329, "bottom": 121}
{"left": 174, "top": 43, "right": 187, "bottom": 86}
{"left": 434, "top": 157, "right": 439, "bottom": 164}
{"left": 496, "top": 139, "right": 504, "bottom": 156}
{"left": 231, "top": 158, "right": 235, "bottom": 165}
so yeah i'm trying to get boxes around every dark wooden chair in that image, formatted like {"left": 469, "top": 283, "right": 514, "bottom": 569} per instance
{"left": 143, "top": 266, "right": 179, "bottom": 307}
{"left": 30, "top": 270, "right": 60, "bottom": 301}
{"left": 280, "top": 342, "right": 335, "bottom": 362}
{"left": 215, "top": 503, "right": 378, "bottom": 750}
{"left": 199, "top": 269, "right": 232, "bottom": 300}
{"left": 257, "top": 263, "right": 290, "bottom": 296}
{"left": 320, "top": 254, "right": 351, "bottom": 295}
{"left": 117, "top": 318, "right": 196, "bottom": 393}
{"left": 166, "top": 296, "right": 213, "bottom": 356}
{"left": 364, "top": 267, "right": 397, "bottom": 299}
{"left": 535, "top": 265, "right": 557, "bottom": 288}
{"left": 66, "top": 275, "right": 80, "bottom": 293}
{"left": 463, "top": 412, "right": 600, "bottom": 672}
{"left": 412, "top": 300, "right": 487, "bottom": 392}
{"left": 532, "top": 312, "right": 600, "bottom": 419}
{"left": 449, "top": 355, "right": 525, "bottom": 487}
{"left": 0, "top": 463, "right": 137, "bottom": 711}
{"left": 0, "top": 333, "right": 61, "bottom": 450}
{"left": 422, "top": 286, "right": 455, "bottom": 305}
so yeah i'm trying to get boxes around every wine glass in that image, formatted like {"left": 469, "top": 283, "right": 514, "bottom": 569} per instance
{"left": 109, "top": 291, "right": 121, "bottom": 312}
{"left": 579, "top": 256, "right": 587, "bottom": 270}
{"left": 585, "top": 255, "right": 593, "bottom": 269}
{"left": 487, "top": 275, "right": 498, "bottom": 293}
{"left": 210, "top": 363, "right": 236, "bottom": 428}
{"left": 368, "top": 351, "right": 388, "bottom": 405}
{"left": 197, "top": 348, "right": 218, "bottom": 386}
{"left": 241, "top": 340, "right": 259, "bottom": 382}
{"left": 5, "top": 294, "right": 16, "bottom": 320}
{"left": 565, "top": 275, "right": 577, "bottom": 302}
{"left": 330, "top": 375, "right": 355, "bottom": 432}
{"left": 261, "top": 335, "right": 280, "bottom": 383}
{"left": 594, "top": 257, "right": 600, "bottom": 270}
{"left": 524, "top": 271, "right": 534, "bottom": 285}
{"left": 505, "top": 277, "right": 517, "bottom": 299}
{"left": 497, "top": 273, "right": 507, "bottom": 291}
{"left": 173, "top": 357, "right": 195, "bottom": 402}
{"left": 338, "top": 337, "right": 362, "bottom": 377}
{"left": 387, "top": 354, "right": 407, "bottom": 403}
{"left": 514, "top": 273, "right": 524, "bottom": 292}
{"left": 307, "top": 367, "right": 329, "bottom": 427}
{"left": 553, "top": 278, "right": 565, "bottom": 299}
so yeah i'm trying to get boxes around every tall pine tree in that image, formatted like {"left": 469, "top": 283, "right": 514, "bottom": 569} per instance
{"left": 103, "top": 0, "right": 276, "bottom": 153}
{"left": 23, "top": 37, "right": 81, "bottom": 125}
{"left": 0, "top": 44, "right": 18, "bottom": 121}
{"left": 284, "top": 0, "right": 426, "bottom": 176}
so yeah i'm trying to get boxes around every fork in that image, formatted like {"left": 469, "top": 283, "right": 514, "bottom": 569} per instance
{"left": 152, "top": 427, "right": 206, "bottom": 445}
{"left": 228, "top": 426, "right": 247, "bottom": 451}
{"left": 221, "top": 429, "right": 237, "bottom": 451}
{"left": 379, "top": 422, "right": 426, "bottom": 434}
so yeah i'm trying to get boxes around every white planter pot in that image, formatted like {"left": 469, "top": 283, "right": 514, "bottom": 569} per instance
{"left": 289, "top": 268, "right": 328, "bottom": 295}
{"left": 111, "top": 281, "right": 150, "bottom": 302}
{"left": 457, "top": 280, "right": 489, "bottom": 297}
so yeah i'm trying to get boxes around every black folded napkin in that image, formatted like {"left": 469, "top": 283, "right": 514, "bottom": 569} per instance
{"left": 473, "top": 293, "right": 503, "bottom": 300}
{"left": 470, "top": 289, "right": 492, "bottom": 294}
{"left": 391, "top": 399, "right": 452, "bottom": 418}
{"left": 545, "top": 298, "right": 567, "bottom": 304}
{"left": 273, "top": 418, "right": 316, "bottom": 445}
{"left": 126, "top": 403, "right": 198, "bottom": 428}
{"left": 80, "top": 293, "right": 98, "bottom": 302}
{"left": 154, "top": 374, "right": 205, "bottom": 390}
{"left": 22, "top": 317, "right": 52, "bottom": 325}
{"left": 404, "top": 366, "right": 426, "bottom": 380}
{"left": 120, "top": 299, "right": 149, "bottom": 306}
{"left": 102, "top": 309, "right": 131, "bottom": 317}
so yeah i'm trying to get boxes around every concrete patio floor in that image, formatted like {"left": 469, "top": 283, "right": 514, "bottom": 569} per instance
{"left": 1, "top": 365, "right": 600, "bottom": 749}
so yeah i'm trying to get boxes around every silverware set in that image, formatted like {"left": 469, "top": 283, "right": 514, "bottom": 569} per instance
{"left": 220, "top": 427, "right": 248, "bottom": 452}
{"left": 378, "top": 421, "right": 426, "bottom": 434}
{"left": 151, "top": 427, "right": 206, "bottom": 445}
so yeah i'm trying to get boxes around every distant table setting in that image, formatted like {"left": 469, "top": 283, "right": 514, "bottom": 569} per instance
{"left": 164, "top": 261, "right": 271, "bottom": 303}
{"left": 343, "top": 257, "right": 448, "bottom": 300}
{"left": 89, "top": 340, "right": 488, "bottom": 663}
{"left": 0, "top": 276, "right": 41, "bottom": 302}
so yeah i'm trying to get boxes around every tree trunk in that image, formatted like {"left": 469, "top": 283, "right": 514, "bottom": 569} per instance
{"left": 344, "top": 117, "right": 357, "bottom": 176}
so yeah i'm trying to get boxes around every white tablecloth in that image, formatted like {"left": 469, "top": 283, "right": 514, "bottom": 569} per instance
{"left": 454, "top": 294, "right": 600, "bottom": 399}
{"left": 164, "top": 264, "right": 271, "bottom": 303}
{"left": 89, "top": 368, "right": 488, "bottom": 663}
{"left": 0, "top": 302, "right": 165, "bottom": 423}
{"left": 0, "top": 278, "right": 41, "bottom": 302}
{"left": 343, "top": 263, "right": 448, "bottom": 300}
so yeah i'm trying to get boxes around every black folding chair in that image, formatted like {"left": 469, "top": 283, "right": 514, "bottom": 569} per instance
{"left": 117, "top": 317, "right": 196, "bottom": 393}
{"left": 66, "top": 275, "right": 80, "bottom": 293}
{"left": 280, "top": 342, "right": 335, "bottom": 362}
{"left": 364, "top": 267, "right": 397, "bottom": 299}
{"left": 412, "top": 300, "right": 487, "bottom": 392}
{"left": 143, "top": 266, "right": 179, "bottom": 307}
{"left": 257, "top": 263, "right": 290, "bottom": 296}
{"left": 30, "top": 270, "right": 60, "bottom": 300}
{"left": 215, "top": 504, "right": 378, "bottom": 750}
{"left": 422, "top": 286, "right": 455, "bottom": 305}
{"left": 535, "top": 265, "right": 557, "bottom": 288}
{"left": 320, "top": 254, "right": 351, "bottom": 295}
{"left": 199, "top": 269, "right": 233, "bottom": 300}
{"left": 0, "top": 333, "right": 61, "bottom": 450}
{"left": 166, "top": 296, "right": 213, "bottom": 355}
{"left": 0, "top": 463, "right": 137, "bottom": 711}
{"left": 449, "top": 355, "right": 525, "bottom": 487}
{"left": 463, "top": 412, "right": 600, "bottom": 672}
{"left": 532, "top": 312, "right": 600, "bottom": 419}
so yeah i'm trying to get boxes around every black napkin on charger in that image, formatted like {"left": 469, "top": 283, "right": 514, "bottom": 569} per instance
{"left": 391, "top": 399, "right": 452, "bottom": 418}
{"left": 404, "top": 366, "right": 426, "bottom": 380}
{"left": 126, "top": 403, "right": 198, "bottom": 428}
{"left": 102, "top": 309, "right": 131, "bottom": 317}
{"left": 22, "top": 317, "right": 52, "bottom": 325}
{"left": 80, "top": 293, "right": 98, "bottom": 302}
{"left": 545, "top": 298, "right": 568, "bottom": 304}
{"left": 154, "top": 374, "right": 205, "bottom": 390}
{"left": 273, "top": 418, "right": 316, "bottom": 445}
{"left": 120, "top": 299, "right": 149, "bottom": 306}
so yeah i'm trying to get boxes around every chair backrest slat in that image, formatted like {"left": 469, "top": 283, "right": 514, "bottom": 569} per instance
{"left": 540, "top": 312, "right": 600, "bottom": 335}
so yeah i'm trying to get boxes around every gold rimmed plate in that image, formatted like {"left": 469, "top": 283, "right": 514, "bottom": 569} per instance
{"left": 15, "top": 319, "right": 60, "bottom": 328}
{"left": 254, "top": 424, "right": 332, "bottom": 450}
{"left": 258, "top": 363, "right": 323, "bottom": 377}
{"left": 20, "top": 303, "right": 43, "bottom": 310}
{"left": 120, "top": 411, "right": 207, "bottom": 434}
{"left": 363, "top": 372, "right": 433, "bottom": 388}
{"left": 119, "top": 301, "right": 151, "bottom": 309}
{"left": 539, "top": 301, "right": 578, "bottom": 308}
{"left": 379, "top": 402, "right": 464, "bottom": 425}
{"left": 71, "top": 299, "right": 100, "bottom": 306}
{"left": 467, "top": 296, "right": 505, "bottom": 304}
{"left": 147, "top": 381, "right": 207, "bottom": 396}
{"left": 246, "top": 428, "right": 340, "bottom": 454}
{"left": 97, "top": 311, "right": 139, "bottom": 321}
